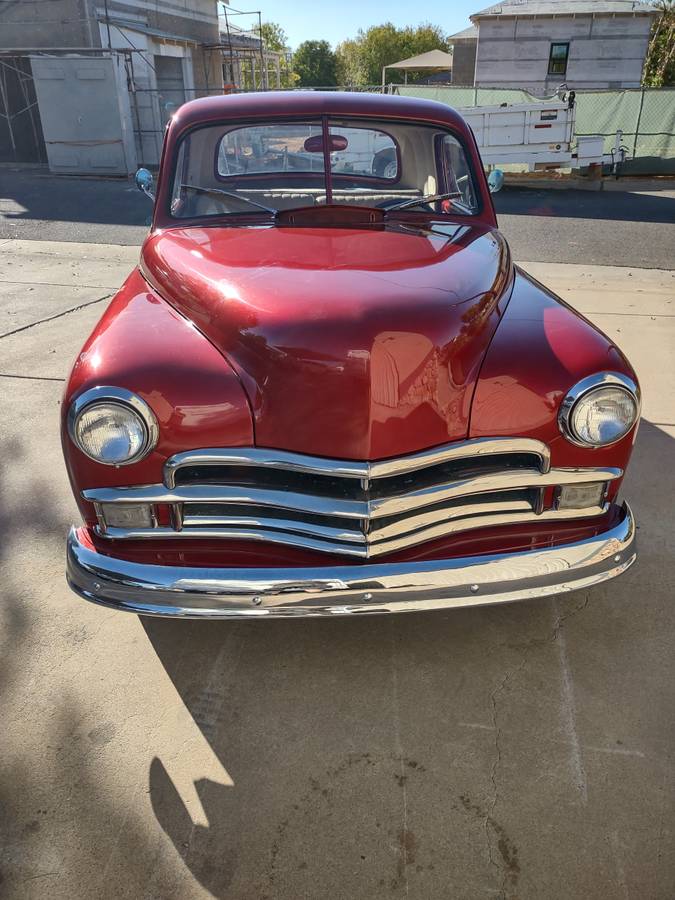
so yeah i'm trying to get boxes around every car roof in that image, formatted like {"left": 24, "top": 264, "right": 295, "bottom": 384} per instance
{"left": 169, "top": 90, "right": 470, "bottom": 136}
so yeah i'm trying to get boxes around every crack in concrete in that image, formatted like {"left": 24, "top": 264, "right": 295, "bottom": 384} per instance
{"left": 0, "top": 372, "right": 66, "bottom": 382}
{"left": 579, "top": 311, "right": 675, "bottom": 318}
{"left": 553, "top": 601, "right": 588, "bottom": 804}
{"left": 485, "top": 656, "right": 528, "bottom": 899}
{"left": 484, "top": 595, "right": 591, "bottom": 897}
{"left": 389, "top": 620, "right": 410, "bottom": 899}
{"left": 551, "top": 595, "right": 590, "bottom": 642}
{"left": 0, "top": 292, "right": 112, "bottom": 338}
{"left": 653, "top": 766, "right": 668, "bottom": 897}
{"left": 0, "top": 278, "right": 121, "bottom": 289}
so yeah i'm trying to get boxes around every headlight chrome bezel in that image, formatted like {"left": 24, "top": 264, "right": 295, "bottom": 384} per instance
{"left": 558, "top": 372, "right": 640, "bottom": 449}
{"left": 68, "top": 386, "right": 159, "bottom": 466}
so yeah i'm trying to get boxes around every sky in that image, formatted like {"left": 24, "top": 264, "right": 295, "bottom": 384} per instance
{"left": 225, "top": 1, "right": 481, "bottom": 50}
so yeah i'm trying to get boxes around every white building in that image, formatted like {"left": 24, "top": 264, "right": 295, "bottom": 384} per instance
{"left": 471, "top": 0, "right": 659, "bottom": 94}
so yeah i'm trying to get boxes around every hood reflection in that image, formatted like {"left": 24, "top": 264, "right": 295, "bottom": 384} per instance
{"left": 141, "top": 223, "right": 512, "bottom": 459}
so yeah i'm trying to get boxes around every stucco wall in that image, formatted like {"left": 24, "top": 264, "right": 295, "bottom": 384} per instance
{"left": 474, "top": 13, "right": 654, "bottom": 93}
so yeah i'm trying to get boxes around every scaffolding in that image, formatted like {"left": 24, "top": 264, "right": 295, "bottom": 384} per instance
{"left": 215, "top": 4, "right": 282, "bottom": 92}
{"left": 0, "top": 51, "right": 46, "bottom": 163}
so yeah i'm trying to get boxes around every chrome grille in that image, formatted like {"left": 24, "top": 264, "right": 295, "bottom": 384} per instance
{"left": 84, "top": 438, "right": 621, "bottom": 559}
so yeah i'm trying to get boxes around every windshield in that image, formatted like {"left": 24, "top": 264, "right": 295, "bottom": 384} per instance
{"left": 169, "top": 117, "right": 479, "bottom": 220}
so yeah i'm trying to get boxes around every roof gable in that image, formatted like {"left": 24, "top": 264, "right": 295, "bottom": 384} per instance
{"left": 448, "top": 25, "right": 479, "bottom": 40}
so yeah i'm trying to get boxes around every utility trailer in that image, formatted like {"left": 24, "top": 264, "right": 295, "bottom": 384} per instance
{"left": 456, "top": 91, "right": 625, "bottom": 173}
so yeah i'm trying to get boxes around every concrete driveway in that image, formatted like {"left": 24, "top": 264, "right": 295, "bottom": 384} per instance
{"left": 1, "top": 236, "right": 674, "bottom": 899}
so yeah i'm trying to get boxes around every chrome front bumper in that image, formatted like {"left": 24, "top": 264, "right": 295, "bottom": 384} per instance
{"left": 66, "top": 503, "right": 636, "bottom": 619}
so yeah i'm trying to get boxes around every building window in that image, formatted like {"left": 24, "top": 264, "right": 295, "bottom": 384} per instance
{"left": 548, "top": 42, "right": 570, "bottom": 77}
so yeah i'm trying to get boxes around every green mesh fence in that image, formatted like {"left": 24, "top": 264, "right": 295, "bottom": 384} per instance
{"left": 396, "top": 85, "right": 675, "bottom": 174}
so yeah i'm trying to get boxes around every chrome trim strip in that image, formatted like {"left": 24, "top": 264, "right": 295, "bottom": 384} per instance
{"left": 181, "top": 496, "right": 535, "bottom": 542}
{"left": 66, "top": 503, "right": 637, "bottom": 618}
{"left": 181, "top": 514, "right": 368, "bottom": 544}
{"left": 558, "top": 371, "right": 641, "bottom": 449}
{"left": 163, "top": 437, "right": 552, "bottom": 488}
{"left": 83, "top": 467, "right": 621, "bottom": 522}
{"left": 86, "top": 483, "right": 369, "bottom": 519}
{"left": 67, "top": 385, "right": 159, "bottom": 467}
{"left": 96, "top": 504, "right": 609, "bottom": 558}
{"left": 361, "top": 496, "right": 535, "bottom": 540}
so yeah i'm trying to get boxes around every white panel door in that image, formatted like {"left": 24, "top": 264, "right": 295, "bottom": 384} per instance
{"left": 30, "top": 55, "right": 136, "bottom": 175}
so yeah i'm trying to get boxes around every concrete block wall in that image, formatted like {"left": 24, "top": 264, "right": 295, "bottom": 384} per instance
{"left": 474, "top": 13, "right": 654, "bottom": 94}
{"left": 0, "top": 0, "right": 101, "bottom": 48}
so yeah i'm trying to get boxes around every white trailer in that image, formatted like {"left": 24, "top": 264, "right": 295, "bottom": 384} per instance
{"left": 457, "top": 92, "right": 625, "bottom": 172}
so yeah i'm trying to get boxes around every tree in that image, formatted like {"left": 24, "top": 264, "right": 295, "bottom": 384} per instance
{"left": 259, "top": 21, "right": 288, "bottom": 54}
{"left": 643, "top": 1, "right": 675, "bottom": 87}
{"left": 257, "top": 21, "right": 298, "bottom": 89}
{"left": 336, "top": 22, "right": 450, "bottom": 87}
{"left": 335, "top": 38, "right": 367, "bottom": 86}
{"left": 292, "top": 40, "right": 338, "bottom": 87}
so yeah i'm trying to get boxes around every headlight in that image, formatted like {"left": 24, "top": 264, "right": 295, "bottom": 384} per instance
{"left": 559, "top": 373, "right": 639, "bottom": 448}
{"left": 68, "top": 387, "right": 158, "bottom": 465}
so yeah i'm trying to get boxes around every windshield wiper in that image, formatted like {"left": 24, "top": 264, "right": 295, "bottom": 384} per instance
{"left": 181, "top": 184, "right": 277, "bottom": 214}
{"left": 384, "top": 191, "right": 468, "bottom": 213}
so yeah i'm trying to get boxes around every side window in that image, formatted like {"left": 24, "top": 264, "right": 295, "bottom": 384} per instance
{"left": 548, "top": 42, "right": 569, "bottom": 77}
{"left": 328, "top": 126, "right": 398, "bottom": 180}
{"left": 441, "top": 134, "right": 477, "bottom": 211}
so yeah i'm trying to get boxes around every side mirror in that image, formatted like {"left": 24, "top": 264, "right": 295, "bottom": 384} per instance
{"left": 135, "top": 168, "right": 155, "bottom": 201}
{"left": 488, "top": 169, "right": 504, "bottom": 195}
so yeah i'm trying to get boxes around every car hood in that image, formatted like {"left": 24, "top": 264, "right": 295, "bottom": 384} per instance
{"left": 141, "top": 222, "right": 512, "bottom": 459}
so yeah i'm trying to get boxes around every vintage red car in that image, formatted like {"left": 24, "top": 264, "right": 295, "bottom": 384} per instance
{"left": 63, "top": 91, "right": 639, "bottom": 618}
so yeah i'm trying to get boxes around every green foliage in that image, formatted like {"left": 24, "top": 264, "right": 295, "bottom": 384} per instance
{"left": 259, "top": 21, "right": 288, "bottom": 54}
{"left": 335, "top": 38, "right": 368, "bottom": 86}
{"left": 336, "top": 22, "right": 450, "bottom": 87}
{"left": 643, "top": 1, "right": 675, "bottom": 87}
{"left": 292, "top": 40, "right": 338, "bottom": 87}
{"left": 257, "top": 21, "right": 298, "bottom": 88}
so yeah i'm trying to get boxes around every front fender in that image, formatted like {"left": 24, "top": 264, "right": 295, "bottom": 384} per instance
{"left": 62, "top": 269, "right": 254, "bottom": 523}
{"left": 469, "top": 268, "right": 640, "bottom": 495}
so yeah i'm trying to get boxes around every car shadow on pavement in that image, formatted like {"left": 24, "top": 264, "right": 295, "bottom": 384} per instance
{"left": 140, "top": 418, "right": 673, "bottom": 900}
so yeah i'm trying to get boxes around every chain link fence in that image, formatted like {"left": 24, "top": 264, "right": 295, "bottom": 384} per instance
{"left": 396, "top": 85, "right": 675, "bottom": 175}
{"left": 3, "top": 58, "right": 673, "bottom": 177}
